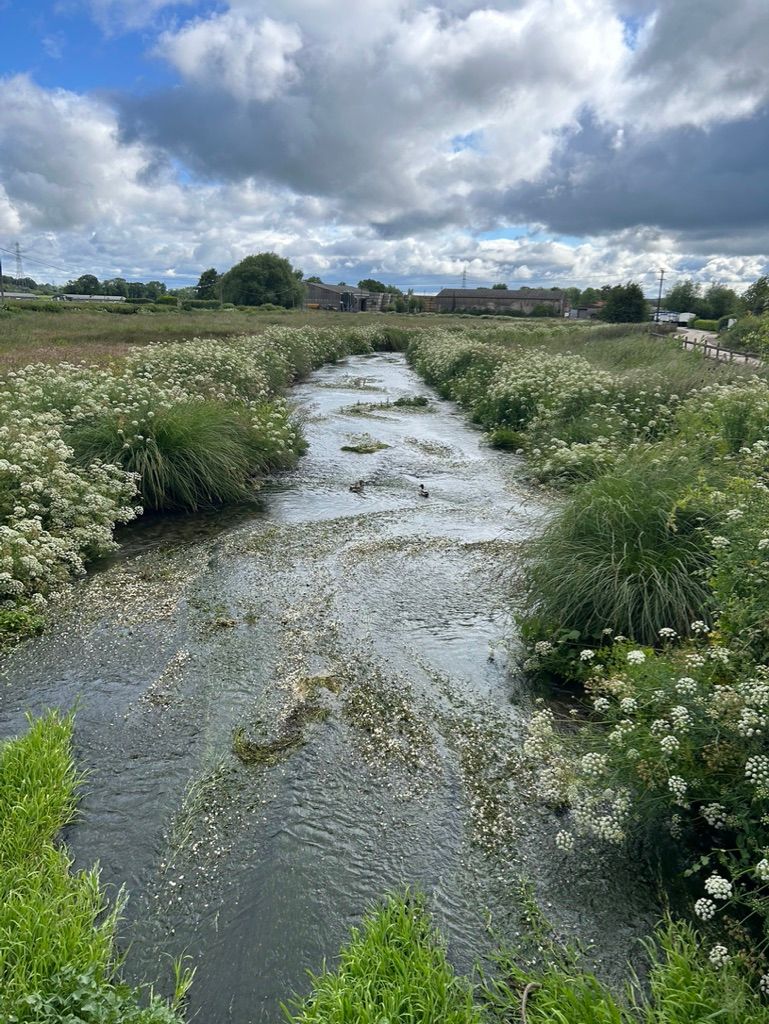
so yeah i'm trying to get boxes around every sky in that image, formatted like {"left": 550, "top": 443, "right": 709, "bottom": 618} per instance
{"left": 1, "top": 0, "right": 769, "bottom": 294}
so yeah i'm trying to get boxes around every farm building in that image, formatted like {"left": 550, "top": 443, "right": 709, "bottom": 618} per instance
{"left": 433, "top": 287, "right": 567, "bottom": 315}
{"left": 2, "top": 291, "right": 41, "bottom": 301}
{"left": 55, "top": 293, "right": 126, "bottom": 302}
{"left": 305, "top": 281, "right": 391, "bottom": 312}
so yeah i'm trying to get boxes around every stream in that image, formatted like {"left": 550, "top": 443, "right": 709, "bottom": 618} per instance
{"left": 0, "top": 353, "right": 656, "bottom": 1022}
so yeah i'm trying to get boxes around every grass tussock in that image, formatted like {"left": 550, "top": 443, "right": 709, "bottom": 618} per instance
{"left": 524, "top": 450, "right": 716, "bottom": 644}
{"left": 0, "top": 711, "right": 189, "bottom": 1023}
{"left": 70, "top": 400, "right": 297, "bottom": 512}
{"left": 283, "top": 892, "right": 481, "bottom": 1024}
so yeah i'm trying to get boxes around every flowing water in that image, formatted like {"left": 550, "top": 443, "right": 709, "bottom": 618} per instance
{"left": 0, "top": 353, "right": 656, "bottom": 1022}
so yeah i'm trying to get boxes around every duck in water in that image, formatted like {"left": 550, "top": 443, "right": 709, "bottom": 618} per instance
{"left": 418, "top": 483, "right": 429, "bottom": 498}
{"left": 349, "top": 479, "right": 365, "bottom": 493}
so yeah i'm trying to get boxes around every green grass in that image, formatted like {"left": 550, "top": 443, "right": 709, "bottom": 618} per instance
{"left": 524, "top": 449, "right": 717, "bottom": 644}
{"left": 484, "top": 917, "right": 769, "bottom": 1024}
{"left": 0, "top": 711, "right": 189, "bottom": 1023}
{"left": 70, "top": 400, "right": 298, "bottom": 511}
{"left": 283, "top": 892, "right": 481, "bottom": 1024}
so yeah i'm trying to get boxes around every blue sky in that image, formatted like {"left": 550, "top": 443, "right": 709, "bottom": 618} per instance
{"left": 1, "top": 1, "right": 768, "bottom": 293}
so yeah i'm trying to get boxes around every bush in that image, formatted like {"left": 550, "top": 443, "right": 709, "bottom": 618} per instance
{"left": 693, "top": 319, "right": 719, "bottom": 332}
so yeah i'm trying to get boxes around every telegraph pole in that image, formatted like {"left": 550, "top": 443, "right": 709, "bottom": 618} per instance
{"left": 0, "top": 257, "right": 4, "bottom": 303}
{"left": 14, "top": 242, "right": 23, "bottom": 282}
{"left": 655, "top": 267, "right": 665, "bottom": 323}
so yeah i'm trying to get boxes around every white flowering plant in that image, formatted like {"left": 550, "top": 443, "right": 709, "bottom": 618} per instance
{"left": 525, "top": 633, "right": 769, "bottom": 971}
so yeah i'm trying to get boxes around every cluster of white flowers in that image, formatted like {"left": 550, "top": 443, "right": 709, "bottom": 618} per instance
{"left": 668, "top": 775, "right": 688, "bottom": 802}
{"left": 756, "top": 858, "right": 769, "bottom": 883}
{"left": 555, "top": 829, "right": 575, "bottom": 852}
{"left": 581, "top": 751, "right": 608, "bottom": 777}
{"left": 702, "top": 803, "right": 728, "bottom": 829}
{"left": 626, "top": 650, "right": 646, "bottom": 665}
{"left": 695, "top": 897, "right": 717, "bottom": 921}
{"left": 704, "top": 874, "right": 732, "bottom": 900}
{"left": 745, "top": 755, "right": 769, "bottom": 786}
{"left": 708, "top": 944, "right": 730, "bottom": 968}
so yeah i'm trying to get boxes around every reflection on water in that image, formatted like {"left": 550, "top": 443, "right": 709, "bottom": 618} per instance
{"left": 0, "top": 354, "right": 656, "bottom": 1024}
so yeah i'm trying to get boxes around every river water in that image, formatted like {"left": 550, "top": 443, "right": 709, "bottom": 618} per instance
{"left": 0, "top": 353, "right": 655, "bottom": 1022}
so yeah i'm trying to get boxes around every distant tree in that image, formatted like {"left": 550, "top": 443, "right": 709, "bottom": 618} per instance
{"left": 306, "top": 275, "right": 322, "bottom": 283}
{"left": 740, "top": 276, "right": 769, "bottom": 316}
{"left": 664, "top": 278, "right": 701, "bottom": 313}
{"left": 491, "top": 282, "right": 508, "bottom": 289}
{"left": 579, "top": 286, "right": 602, "bottom": 306}
{"left": 358, "top": 278, "right": 387, "bottom": 292}
{"left": 102, "top": 277, "right": 128, "bottom": 297}
{"left": 564, "top": 287, "right": 581, "bottom": 307}
{"left": 65, "top": 274, "right": 100, "bottom": 295}
{"left": 196, "top": 268, "right": 220, "bottom": 300}
{"left": 702, "top": 283, "right": 738, "bottom": 320}
{"left": 221, "top": 253, "right": 305, "bottom": 308}
{"left": 601, "top": 281, "right": 647, "bottom": 323}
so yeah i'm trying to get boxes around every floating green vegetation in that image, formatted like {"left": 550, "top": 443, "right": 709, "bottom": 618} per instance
{"left": 0, "top": 711, "right": 191, "bottom": 1024}
{"left": 283, "top": 891, "right": 482, "bottom": 1024}
{"left": 343, "top": 395, "right": 431, "bottom": 416}
{"left": 340, "top": 434, "right": 391, "bottom": 454}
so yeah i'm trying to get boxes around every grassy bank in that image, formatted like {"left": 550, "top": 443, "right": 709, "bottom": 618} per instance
{"left": 0, "top": 711, "right": 190, "bottom": 1023}
{"left": 399, "top": 322, "right": 769, "bottom": 999}
{"left": 284, "top": 892, "right": 769, "bottom": 1022}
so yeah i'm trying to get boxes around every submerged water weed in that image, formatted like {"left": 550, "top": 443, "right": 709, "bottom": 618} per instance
{"left": 283, "top": 891, "right": 482, "bottom": 1024}
{"left": 0, "top": 712, "right": 188, "bottom": 1024}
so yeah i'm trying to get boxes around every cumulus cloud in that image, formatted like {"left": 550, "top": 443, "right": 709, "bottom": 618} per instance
{"left": 158, "top": 13, "right": 303, "bottom": 102}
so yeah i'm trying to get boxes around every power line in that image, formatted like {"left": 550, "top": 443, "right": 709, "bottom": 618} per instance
{"left": 0, "top": 245, "right": 84, "bottom": 278}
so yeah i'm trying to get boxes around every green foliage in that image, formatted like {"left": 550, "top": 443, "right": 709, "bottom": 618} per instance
{"left": 0, "top": 712, "right": 188, "bottom": 1024}
{"left": 0, "top": 607, "right": 45, "bottom": 646}
{"left": 222, "top": 252, "right": 305, "bottom": 308}
{"left": 601, "top": 281, "right": 648, "bottom": 323}
{"left": 195, "top": 267, "right": 220, "bottom": 300}
{"left": 70, "top": 399, "right": 300, "bottom": 511}
{"left": 692, "top": 318, "right": 719, "bottom": 331}
{"left": 484, "top": 913, "right": 769, "bottom": 1024}
{"left": 283, "top": 892, "right": 481, "bottom": 1024}
{"left": 524, "top": 450, "right": 716, "bottom": 644}
{"left": 740, "top": 276, "right": 769, "bottom": 316}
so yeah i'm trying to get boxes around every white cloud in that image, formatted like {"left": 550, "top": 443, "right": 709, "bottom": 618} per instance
{"left": 158, "top": 13, "right": 303, "bottom": 102}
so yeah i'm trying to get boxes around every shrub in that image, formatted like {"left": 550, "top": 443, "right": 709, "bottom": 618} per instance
{"left": 693, "top": 319, "right": 720, "bottom": 332}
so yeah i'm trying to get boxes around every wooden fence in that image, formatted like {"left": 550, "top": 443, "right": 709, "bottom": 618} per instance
{"left": 651, "top": 330, "right": 760, "bottom": 366}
